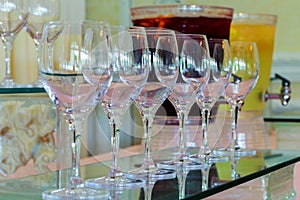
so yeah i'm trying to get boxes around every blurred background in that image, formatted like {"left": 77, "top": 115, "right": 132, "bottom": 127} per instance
{"left": 2, "top": 0, "right": 299, "bottom": 85}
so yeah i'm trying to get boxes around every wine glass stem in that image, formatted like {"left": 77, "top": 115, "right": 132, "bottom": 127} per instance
{"left": 109, "top": 117, "right": 120, "bottom": 175}
{"left": 68, "top": 121, "right": 84, "bottom": 188}
{"left": 2, "top": 41, "right": 13, "bottom": 85}
{"left": 178, "top": 110, "right": 188, "bottom": 159}
{"left": 200, "top": 109, "right": 210, "bottom": 155}
{"left": 143, "top": 180, "right": 155, "bottom": 200}
{"left": 48, "top": 42, "right": 54, "bottom": 70}
{"left": 230, "top": 105, "right": 240, "bottom": 149}
{"left": 142, "top": 113, "right": 155, "bottom": 169}
{"left": 201, "top": 164, "right": 210, "bottom": 191}
{"left": 177, "top": 168, "right": 188, "bottom": 199}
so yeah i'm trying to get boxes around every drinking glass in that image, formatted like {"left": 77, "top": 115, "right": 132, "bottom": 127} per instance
{"left": 126, "top": 28, "right": 178, "bottom": 200}
{"left": 190, "top": 39, "right": 231, "bottom": 163}
{"left": 40, "top": 20, "right": 112, "bottom": 199}
{"left": 25, "top": 0, "right": 60, "bottom": 87}
{"left": 156, "top": 34, "right": 210, "bottom": 199}
{"left": 157, "top": 34, "right": 210, "bottom": 168}
{"left": 85, "top": 26, "right": 149, "bottom": 190}
{"left": 214, "top": 41, "right": 259, "bottom": 157}
{"left": 230, "top": 12, "right": 277, "bottom": 111}
{"left": 0, "top": 0, "right": 28, "bottom": 87}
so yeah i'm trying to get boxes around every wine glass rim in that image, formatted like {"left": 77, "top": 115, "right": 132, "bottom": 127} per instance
{"left": 43, "top": 19, "right": 109, "bottom": 27}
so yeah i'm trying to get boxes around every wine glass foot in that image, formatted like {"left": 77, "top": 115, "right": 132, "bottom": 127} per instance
{"left": 42, "top": 187, "right": 109, "bottom": 200}
{"left": 189, "top": 153, "right": 229, "bottom": 164}
{"left": 85, "top": 175, "right": 144, "bottom": 190}
{"left": 156, "top": 159, "right": 206, "bottom": 171}
{"left": 213, "top": 147, "right": 256, "bottom": 157}
{"left": 31, "top": 78, "right": 44, "bottom": 88}
{"left": 125, "top": 168, "right": 176, "bottom": 181}
{"left": 0, "top": 78, "right": 16, "bottom": 88}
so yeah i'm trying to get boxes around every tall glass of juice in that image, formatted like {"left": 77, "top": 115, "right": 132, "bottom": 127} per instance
{"left": 230, "top": 12, "right": 277, "bottom": 111}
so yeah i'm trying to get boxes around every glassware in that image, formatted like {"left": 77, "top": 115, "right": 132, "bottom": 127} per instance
{"left": 214, "top": 41, "right": 259, "bottom": 157}
{"left": 40, "top": 20, "right": 112, "bottom": 199}
{"left": 190, "top": 39, "right": 231, "bottom": 163}
{"left": 157, "top": 34, "right": 211, "bottom": 167}
{"left": 156, "top": 33, "right": 210, "bottom": 199}
{"left": 25, "top": 0, "right": 60, "bottom": 87}
{"left": 0, "top": 0, "right": 28, "bottom": 88}
{"left": 125, "top": 28, "right": 178, "bottom": 200}
{"left": 230, "top": 12, "right": 277, "bottom": 111}
{"left": 85, "top": 26, "right": 148, "bottom": 190}
{"left": 154, "top": 33, "right": 210, "bottom": 197}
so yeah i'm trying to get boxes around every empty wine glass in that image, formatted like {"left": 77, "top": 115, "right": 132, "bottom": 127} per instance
{"left": 25, "top": 0, "right": 60, "bottom": 87}
{"left": 156, "top": 33, "right": 210, "bottom": 199}
{"left": 0, "top": 0, "right": 28, "bottom": 88}
{"left": 125, "top": 28, "right": 179, "bottom": 200}
{"left": 214, "top": 41, "right": 259, "bottom": 157}
{"left": 157, "top": 34, "right": 210, "bottom": 168}
{"left": 85, "top": 26, "right": 149, "bottom": 190}
{"left": 40, "top": 20, "right": 112, "bottom": 199}
{"left": 190, "top": 39, "right": 231, "bottom": 163}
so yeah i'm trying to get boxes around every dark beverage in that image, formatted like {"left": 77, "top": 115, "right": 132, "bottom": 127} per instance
{"left": 132, "top": 15, "right": 232, "bottom": 40}
{"left": 131, "top": 4, "right": 233, "bottom": 39}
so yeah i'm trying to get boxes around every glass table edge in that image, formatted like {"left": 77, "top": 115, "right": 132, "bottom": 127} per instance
{"left": 183, "top": 149, "right": 300, "bottom": 199}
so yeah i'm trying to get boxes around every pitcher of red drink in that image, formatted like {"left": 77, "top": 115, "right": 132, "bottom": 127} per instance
{"left": 130, "top": 4, "right": 234, "bottom": 40}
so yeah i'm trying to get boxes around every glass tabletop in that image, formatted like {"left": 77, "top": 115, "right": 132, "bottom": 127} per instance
{"left": 0, "top": 148, "right": 299, "bottom": 200}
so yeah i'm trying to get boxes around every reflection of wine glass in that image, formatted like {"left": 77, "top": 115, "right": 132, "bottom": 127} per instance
{"left": 126, "top": 28, "right": 178, "bottom": 200}
{"left": 85, "top": 26, "right": 148, "bottom": 190}
{"left": 0, "top": 0, "right": 28, "bottom": 87}
{"left": 214, "top": 41, "right": 259, "bottom": 157}
{"left": 190, "top": 39, "right": 231, "bottom": 163}
{"left": 40, "top": 20, "right": 112, "bottom": 199}
{"left": 25, "top": 0, "right": 60, "bottom": 86}
{"left": 156, "top": 34, "right": 210, "bottom": 198}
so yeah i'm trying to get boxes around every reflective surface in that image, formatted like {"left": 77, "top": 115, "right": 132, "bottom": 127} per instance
{"left": 0, "top": 148, "right": 298, "bottom": 199}
{"left": 0, "top": 87, "right": 299, "bottom": 199}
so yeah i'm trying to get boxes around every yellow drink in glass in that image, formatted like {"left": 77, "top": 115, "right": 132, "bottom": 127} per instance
{"left": 230, "top": 13, "right": 277, "bottom": 111}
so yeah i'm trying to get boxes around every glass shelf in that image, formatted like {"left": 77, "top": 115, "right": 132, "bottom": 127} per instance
{"left": 0, "top": 87, "right": 45, "bottom": 94}
{"left": 0, "top": 148, "right": 298, "bottom": 199}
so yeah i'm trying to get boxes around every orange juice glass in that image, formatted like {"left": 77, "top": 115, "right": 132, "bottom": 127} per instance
{"left": 230, "top": 12, "right": 277, "bottom": 111}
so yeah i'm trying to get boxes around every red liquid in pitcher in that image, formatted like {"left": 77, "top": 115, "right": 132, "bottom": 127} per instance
{"left": 132, "top": 15, "right": 232, "bottom": 40}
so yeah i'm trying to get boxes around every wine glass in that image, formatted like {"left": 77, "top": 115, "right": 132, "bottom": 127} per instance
{"left": 85, "top": 26, "right": 149, "bottom": 190}
{"left": 40, "top": 20, "right": 112, "bottom": 199}
{"left": 190, "top": 38, "right": 231, "bottom": 164}
{"left": 25, "top": 0, "right": 60, "bottom": 87}
{"left": 156, "top": 34, "right": 210, "bottom": 198}
{"left": 125, "top": 28, "right": 178, "bottom": 200}
{"left": 214, "top": 41, "right": 259, "bottom": 157}
{"left": 0, "top": 0, "right": 28, "bottom": 88}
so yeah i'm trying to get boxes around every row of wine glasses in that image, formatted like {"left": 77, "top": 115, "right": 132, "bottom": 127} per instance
{"left": 156, "top": 36, "right": 259, "bottom": 197}
{"left": 37, "top": 18, "right": 260, "bottom": 198}
{"left": 0, "top": 0, "right": 60, "bottom": 88}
